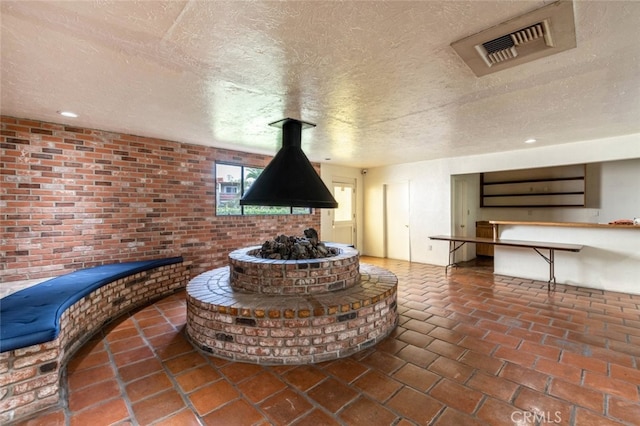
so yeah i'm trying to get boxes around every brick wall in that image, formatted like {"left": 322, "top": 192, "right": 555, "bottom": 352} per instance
{"left": 0, "top": 116, "right": 321, "bottom": 282}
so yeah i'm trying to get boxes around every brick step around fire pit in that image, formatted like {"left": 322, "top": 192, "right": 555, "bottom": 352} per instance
{"left": 186, "top": 262, "right": 398, "bottom": 365}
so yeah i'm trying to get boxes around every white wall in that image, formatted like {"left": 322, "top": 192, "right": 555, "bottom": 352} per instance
{"left": 598, "top": 158, "right": 640, "bottom": 223}
{"left": 477, "top": 158, "right": 640, "bottom": 224}
{"left": 362, "top": 133, "right": 640, "bottom": 266}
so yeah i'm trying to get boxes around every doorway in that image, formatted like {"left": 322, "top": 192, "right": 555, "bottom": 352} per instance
{"left": 384, "top": 181, "right": 411, "bottom": 261}
{"left": 332, "top": 180, "right": 356, "bottom": 246}
{"left": 451, "top": 174, "right": 481, "bottom": 263}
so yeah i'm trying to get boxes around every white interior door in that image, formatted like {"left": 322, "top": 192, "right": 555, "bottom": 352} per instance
{"left": 332, "top": 180, "right": 356, "bottom": 246}
{"left": 452, "top": 176, "right": 472, "bottom": 261}
{"left": 384, "top": 181, "right": 410, "bottom": 261}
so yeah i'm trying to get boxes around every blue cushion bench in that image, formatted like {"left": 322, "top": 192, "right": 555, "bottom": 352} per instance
{"left": 0, "top": 257, "right": 188, "bottom": 423}
{"left": 0, "top": 257, "right": 184, "bottom": 353}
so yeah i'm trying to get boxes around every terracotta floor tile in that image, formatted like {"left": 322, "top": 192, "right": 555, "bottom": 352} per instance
{"left": 202, "top": 399, "right": 267, "bottom": 426}
{"left": 499, "top": 363, "right": 550, "bottom": 393}
{"left": 105, "top": 326, "right": 139, "bottom": 342}
{"left": 397, "top": 329, "right": 434, "bottom": 347}
{"left": 103, "top": 315, "right": 136, "bottom": 331}
{"left": 426, "top": 338, "right": 466, "bottom": 359}
{"left": 219, "top": 361, "right": 264, "bottom": 382}
{"left": 107, "top": 335, "right": 146, "bottom": 354}
{"left": 361, "top": 350, "right": 406, "bottom": 374}
{"left": 291, "top": 408, "right": 342, "bottom": 426}
{"left": 548, "top": 378, "right": 604, "bottom": 413}
{"left": 476, "top": 396, "right": 522, "bottom": 426}
{"left": 534, "top": 358, "right": 582, "bottom": 383}
{"left": 385, "top": 387, "right": 443, "bottom": 424}
{"left": 392, "top": 363, "right": 439, "bottom": 392}
{"left": 507, "top": 327, "right": 545, "bottom": 343}
{"left": 307, "top": 377, "right": 359, "bottom": 413}
{"left": 15, "top": 410, "right": 65, "bottom": 426}
{"left": 494, "top": 346, "right": 537, "bottom": 368}
{"left": 66, "top": 363, "right": 114, "bottom": 392}
{"left": 112, "top": 346, "right": 155, "bottom": 368}
{"left": 610, "top": 362, "right": 640, "bottom": 385}
{"left": 466, "top": 371, "right": 519, "bottom": 402}
{"left": 15, "top": 257, "right": 640, "bottom": 426}
{"left": 403, "top": 318, "right": 437, "bottom": 334}
{"left": 574, "top": 408, "right": 627, "bottom": 426}
{"left": 141, "top": 322, "right": 176, "bottom": 338}
{"left": 484, "top": 330, "right": 521, "bottom": 348}
{"left": 167, "top": 314, "right": 187, "bottom": 327}
{"left": 188, "top": 379, "right": 239, "bottom": 416}
{"left": 163, "top": 351, "right": 207, "bottom": 374}
{"left": 154, "top": 337, "right": 195, "bottom": 360}
{"left": 72, "top": 337, "right": 106, "bottom": 357}
{"left": 260, "top": 388, "right": 313, "bottom": 425}
{"left": 432, "top": 407, "right": 486, "bottom": 426}
{"left": 428, "top": 356, "right": 474, "bottom": 383}
{"left": 519, "top": 340, "right": 561, "bottom": 360}
{"left": 608, "top": 396, "right": 640, "bottom": 425}
{"left": 560, "top": 351, "right": 607, "bottom": 374}
{"left": 238, "top": 371, "right": 288, "bottom": 403}
{"left": 402, "top": 309, "right": 433, "bottom": 322}
{"left": 69, "top": 398, "right": 130, "bottom": 426}
{"left": 396, "top": 344, "right": 439, "bottom": 368}
{"left": 428, "top": 326, "right": 465, "bottom": 344}
{"left": 459, "top": 350, "right": 504, "bottom": 375}
{"left": 132, "top": 305, "right": 162, "bottom": 320}
{"left": 429, "top": 378, "right": 483, "bottom": 414}
{"left": 174, "top": 364, "right": 222, "bottom": 393}
{"left": 153, "top": 409, "right": 202, "bottom": 426}
{"left": 322, "top": 358, "right": 369, "bottom": 383}
{"left": 453, "top": 323, "right": 488, "bottom": 339}
{"left": 282, "top": 365, "right": 328, "bottom": 391}
{"left": 68, "top": 379, "right": 121, "bottom": 412}
{"left": 118, "top": 357, "right": 164, "bottom": 383}
{"left": 66, "top": 350, "right": 110, "bottom": 373}
{"left": 146, "top": 331, "right": 186, "bottom": 349}
{"left": 136, "top": 315, "right": 171, "bottom": 329}
{"left": 353, "top": 370, "right": 402, "bottom": 402}
{"left": 513, "top": 387, "right": 572, "bottom": 424}
{"left": 131, "top": 389, "right": 186, "bottom": 424}
{"left": 458, "top": 335, "right": 498, "bottom": 355}
{"left": 339, "top": 396, "right": 399, "bottom": 426}
{"left": 158, "top": 306, "right": 185, "bottom": 317}
{"left": 583, "top": 371, "right": 639, "bottom": 400}
{"left": 377, "top": 340, "right": 410, "bottom": 358}
{"left": 588, "top": 345, "right": 636, "bottom": 368}
{"left": 125, "top": 371, "right": 173, "bottom": 402}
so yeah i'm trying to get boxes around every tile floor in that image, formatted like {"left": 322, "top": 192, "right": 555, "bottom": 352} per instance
{"left": 14, "top": 257, "right": 640, "bottom": 426}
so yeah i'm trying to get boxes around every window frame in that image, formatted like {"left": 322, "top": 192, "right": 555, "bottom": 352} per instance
{"left": 215, "top": 162, "right": 312, "bottom": 216}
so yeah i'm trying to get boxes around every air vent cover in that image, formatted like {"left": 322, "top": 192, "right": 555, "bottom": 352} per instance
{"left": 451, "top": 1, "right": 576, "bottom": 77}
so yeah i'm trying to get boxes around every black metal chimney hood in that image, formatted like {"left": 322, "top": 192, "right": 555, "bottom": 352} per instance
{"left": 240, "top": 118, "right": 338, "bottom": 209}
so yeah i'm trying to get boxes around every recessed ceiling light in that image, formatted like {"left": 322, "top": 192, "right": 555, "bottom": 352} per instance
{"left": 58, "top": 111, "right": 78, "bottom": 118}
{"left": 524, "top": 138, "right": 537, "bottom": 144}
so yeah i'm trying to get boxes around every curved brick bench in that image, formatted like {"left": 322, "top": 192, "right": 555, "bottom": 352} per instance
{"left": 0, "top": 257, "right": 188, "bottom": 423}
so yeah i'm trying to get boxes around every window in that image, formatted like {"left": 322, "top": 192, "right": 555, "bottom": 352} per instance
{"left": 215, "top": 163, "right": 311, "bottom": 216}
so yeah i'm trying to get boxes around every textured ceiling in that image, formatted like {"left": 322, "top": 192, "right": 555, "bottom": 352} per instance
{"left": 1, "top": 1, "right": 639, "bottom": 168}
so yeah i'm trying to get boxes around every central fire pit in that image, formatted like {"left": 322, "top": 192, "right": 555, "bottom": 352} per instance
{"left": 186, "top": 233, "right": 398, "bottom": 364}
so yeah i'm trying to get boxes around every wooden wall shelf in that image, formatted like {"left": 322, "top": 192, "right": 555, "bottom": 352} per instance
{"left": 481, "top": 165, "right": 586, "bottom": 208}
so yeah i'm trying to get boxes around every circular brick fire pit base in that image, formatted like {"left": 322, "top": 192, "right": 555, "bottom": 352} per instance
{"left": 186, "top": 245, "right": 398, "bottom": 364}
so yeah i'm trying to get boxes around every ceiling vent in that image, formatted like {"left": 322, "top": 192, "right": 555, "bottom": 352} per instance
{"left": 451, "top": 1, "right": 576, "bottom": 77}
